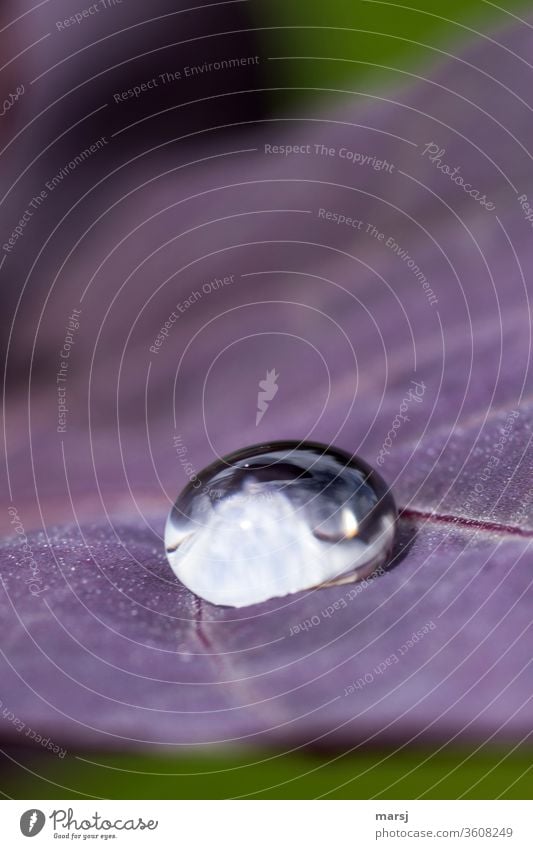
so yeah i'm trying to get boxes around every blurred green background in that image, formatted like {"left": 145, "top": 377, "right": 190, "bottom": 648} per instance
{"left": 261, "top": 0, "right": 532, "bottom": 107}
{"left": 3, "top": 745, "right": 532, "bottom": 799}
{"left": 4, "top": 0, "right": 532, "bottom": 800}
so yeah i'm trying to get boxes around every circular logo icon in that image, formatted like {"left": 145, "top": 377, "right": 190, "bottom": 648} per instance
{"left": 20, "top": 810, "right": 46, "bottom": 837}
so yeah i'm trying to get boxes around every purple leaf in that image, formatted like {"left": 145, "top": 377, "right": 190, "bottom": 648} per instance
{"left": 1, "top": 13, "right": 533, "bottom": 750}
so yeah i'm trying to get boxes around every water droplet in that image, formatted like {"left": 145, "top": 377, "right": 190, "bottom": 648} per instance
{"left": 165, "top": 441, "right": 397, "bottom": 608}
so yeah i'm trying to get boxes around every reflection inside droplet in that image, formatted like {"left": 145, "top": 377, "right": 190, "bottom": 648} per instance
{"left": 165, "top": 441, "right": 397, "bottom": 608}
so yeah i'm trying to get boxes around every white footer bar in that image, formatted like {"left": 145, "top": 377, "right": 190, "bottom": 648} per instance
{"left": 3, "top": 800, "right": 530, "bottom": 848}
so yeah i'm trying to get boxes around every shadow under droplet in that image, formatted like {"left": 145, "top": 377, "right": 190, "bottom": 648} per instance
{"left": 384, "top": 512, "right": 418, "bottom": 573}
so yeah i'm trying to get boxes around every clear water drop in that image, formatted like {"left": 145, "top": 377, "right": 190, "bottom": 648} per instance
{"left": 165, "top": 441, "right": 397, "bottom": 608}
